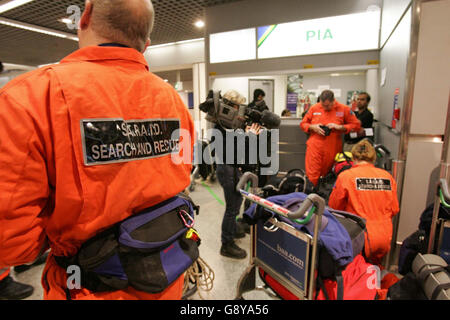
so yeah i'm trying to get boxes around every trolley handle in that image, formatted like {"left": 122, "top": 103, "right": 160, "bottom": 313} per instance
{"left": 439, "top": 178, "right": 450, "bottom": 207}
{"left": 374, "top": 144, "right": 391, "bottom": 156}
{"left": 236, "top": 172, "right": 259, "bottom": 192}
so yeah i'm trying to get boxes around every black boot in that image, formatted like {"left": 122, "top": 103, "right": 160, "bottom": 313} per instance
{"left": 13, "top": 252, "right": 49, "bottom": 274}
{"left": 234, "top": 222, "right": 246, "bottom": 239}
{"left": 237, "top": 218, "right": 251, "bottom": 234}
{"left": 0, "top": 276, "right": 34, "bottom": 300}
{"left": 220, "top": 241, "right": 247, "bottom": 259}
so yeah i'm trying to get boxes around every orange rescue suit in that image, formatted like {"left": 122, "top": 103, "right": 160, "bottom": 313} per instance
{"left": 0, "top": 46, "right": 194, "bottom": 300}
{"left": 300, "top": 102, "right": 360, "bottom": 186}
{"left": 328, "top": 163, "right": 400, "bottom": 265}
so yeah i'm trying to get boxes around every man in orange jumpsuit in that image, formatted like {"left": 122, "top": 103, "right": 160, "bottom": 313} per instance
{"left": 328, "top": 140, "right": 400, "bottom": 265}
{"left": 300, "top": 90, "right": 361, "bottom": 186}
{"left": 0, "top": 0, "right": 194, "bottom": 300}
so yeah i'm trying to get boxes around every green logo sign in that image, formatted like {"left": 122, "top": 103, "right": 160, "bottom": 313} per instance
{"left": 306, "top": 28, "right": 333, "bottom": 41}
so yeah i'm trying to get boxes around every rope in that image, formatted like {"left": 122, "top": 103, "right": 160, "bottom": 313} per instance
{"left": 183, "top": 256, "right": 215, "bottom": 300}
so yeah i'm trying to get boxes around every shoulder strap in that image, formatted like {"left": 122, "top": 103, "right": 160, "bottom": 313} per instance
{"left": 315, "top": 276, "right": 330, "bottom": 300}
{"left": 336, "top": 269, "right": 344, "bottom": 300}
{"left": 177, "top": 192, "right": 200, "bottom": 215}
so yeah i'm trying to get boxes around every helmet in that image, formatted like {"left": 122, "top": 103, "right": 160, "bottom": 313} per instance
{"left": 335, "top": 152, "right": 353, "bottom": 163}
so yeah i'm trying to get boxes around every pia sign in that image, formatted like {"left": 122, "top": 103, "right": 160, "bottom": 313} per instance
{"left": 257, "top": 9, "right": 381, "bottom": 59}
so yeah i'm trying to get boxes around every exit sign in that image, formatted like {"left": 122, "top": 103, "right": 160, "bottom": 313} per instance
{"left": 257, "top": 9, "right": 380, "bottom": 59}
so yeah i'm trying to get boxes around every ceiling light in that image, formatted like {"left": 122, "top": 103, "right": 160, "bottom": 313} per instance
{"left": 0, "top": 0, "right": 34, "bottom": 14}
{"left": 0, "top": 17, "right": 78, "bottom": 41}
{"left": 194, "top": 20, "right": 205, "bottom": 28}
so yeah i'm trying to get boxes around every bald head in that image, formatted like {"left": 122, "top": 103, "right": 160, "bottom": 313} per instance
{"left": 79, "top": 0, "right": 154, "bottom": 52}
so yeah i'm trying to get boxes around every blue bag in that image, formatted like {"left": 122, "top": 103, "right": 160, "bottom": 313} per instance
{"left": 56, "top": 194, "right": 200, "bottom": 294}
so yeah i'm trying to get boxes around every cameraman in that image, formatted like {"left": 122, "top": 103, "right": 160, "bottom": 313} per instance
{"left": 212, "top": 90, "right": 261, "bottom": 259}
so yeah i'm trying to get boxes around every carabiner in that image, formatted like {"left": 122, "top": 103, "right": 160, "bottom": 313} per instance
{"left": 179, "top": 209, "right": 195, "bottom": 228}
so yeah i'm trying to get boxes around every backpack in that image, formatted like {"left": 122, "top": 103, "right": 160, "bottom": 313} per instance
{"left": 316, "top": 153, "right": 354, "bottom": 201}
{"left": 398, "top": 203, "right": 450, "bottom": 275}
{"left": 261, "top": 169, "right": 314, "bottom": 198}
{"left": 390, "top": 254, "right": 450, "bottom": 300}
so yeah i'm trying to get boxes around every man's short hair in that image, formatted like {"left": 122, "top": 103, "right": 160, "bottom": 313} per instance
{"left": 91, "top": 0, "right": 155, "bottom": 52}
{"left": 359, "top": 92, "right": 371, "bottom": 103}
{"left": 319, "top": 90, "right": 335, "bottom": 102}
{"left": 253, "top": 89, "right": 265, "bottom": 101}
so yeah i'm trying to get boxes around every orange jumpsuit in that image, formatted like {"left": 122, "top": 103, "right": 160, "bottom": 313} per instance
{"left": 0, "top": 46, "right": 194, "bottom": 299}
{"left": 300, "top": 102, "right": 360, "bottom": 186}
{"left": 328, "top": 163, "right": 400, "bottom": 265}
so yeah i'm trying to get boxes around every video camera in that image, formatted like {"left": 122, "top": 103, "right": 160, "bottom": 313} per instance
{"left": 199, "top": 90, "right": 281, "bottom": 130}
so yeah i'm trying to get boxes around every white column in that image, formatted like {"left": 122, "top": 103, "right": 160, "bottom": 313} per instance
{"left": 365, "top": 68, "right": 379, "bottom": 119}
{"left": 192, "top": 63, "right": 207, "bottom": 140}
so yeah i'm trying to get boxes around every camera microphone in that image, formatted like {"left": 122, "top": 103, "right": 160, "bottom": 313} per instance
{"left": 261, "top": 110, "right": 281, "bottom": 129}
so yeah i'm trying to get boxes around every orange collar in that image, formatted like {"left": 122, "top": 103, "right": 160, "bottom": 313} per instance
{"left": 60, "top": 46, "right": 149, "bottom": 70}
{"left": 353, "top": 162, "right": 375, "bottom": 168}
{"left": 318, "top": 102, "right": 337, "bottom": 113}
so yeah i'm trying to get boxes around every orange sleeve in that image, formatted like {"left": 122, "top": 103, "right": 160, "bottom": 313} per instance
{"left": 342, "top": 105, "right": 361, "bottom": 134}
{"left": 0, "top": 75, "right": 53, "bottom": 269}
{"left": 328, "top": 176, "right": 348, "bottom": 211}
{"left": 300, "top": 106, "right": 313, "bottom": 133}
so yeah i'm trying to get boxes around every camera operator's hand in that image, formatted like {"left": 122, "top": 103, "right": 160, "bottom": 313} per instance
{"left": 245, "top": 123, "right": 262, "bottom": 135}
{"left": 326, "top": 123, "right": 345, "bottom": 131}
{"left": 309, "top": 124, "right": 326, "bottom": 136}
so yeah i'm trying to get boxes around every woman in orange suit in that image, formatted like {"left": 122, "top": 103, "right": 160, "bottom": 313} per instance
{"left": 328, "top": 140, "right": 400, "bottom": 265}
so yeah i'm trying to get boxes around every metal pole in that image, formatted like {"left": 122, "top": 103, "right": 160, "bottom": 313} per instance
{"left": 307, "top": 195, "right": 324, "bottom": 300}
{"left": 384, "top": 0, "right": 421, "bottom": 270}
{"left": 428, "top": 93, "right": 450, "bottom": 253}
{"left": 385, "top": 159, "right": 405, "bottom": 269}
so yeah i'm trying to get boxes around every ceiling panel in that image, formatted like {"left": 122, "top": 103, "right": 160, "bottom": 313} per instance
{"left": 0, "top": 0, "right": 243, "bottom": 66}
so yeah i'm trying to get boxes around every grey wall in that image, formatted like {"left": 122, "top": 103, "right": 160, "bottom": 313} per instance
{"left": 377, "top": 5, "right": 412, "bottom": 160}
{"left": 396, "top": 0, "right": 450, "bottom": 242}
{"left": 145, "top": 40, "right": 205, "bottom": 72}
{"left": 302, "top": 72, "right": 367, "bottom": 104}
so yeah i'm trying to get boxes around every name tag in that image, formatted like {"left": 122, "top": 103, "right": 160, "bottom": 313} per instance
{"left": 350, "top": 132, "right": 358, "bottom": 139}
{"left": 336, "top": 112, "right": 344, "bottom": 117}
{"left": 356, "top": 178, "right": 392, "bottom": 191}
{"left": 313, "top": 112, "right": 322, "bottom": 116}
{"left": 81, "top": 118, "right": 180, "bottom": 166}
{"left": 364, "top": 128, "right": 374, "bottom": 136}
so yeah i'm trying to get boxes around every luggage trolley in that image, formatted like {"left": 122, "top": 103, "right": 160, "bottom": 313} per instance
{"left": 235, "top": 172, "right": 326, "bottom": 300}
